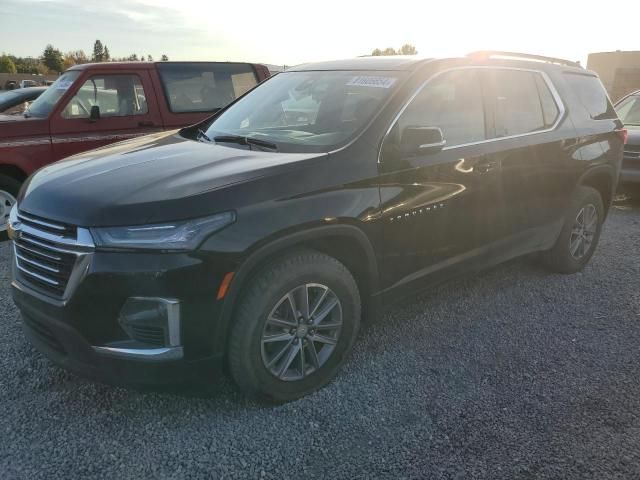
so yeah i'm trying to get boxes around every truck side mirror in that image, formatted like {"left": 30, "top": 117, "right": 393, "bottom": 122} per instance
{"left": 401, "top": 126, "right": 446, "bottom": 155}
{"left": 89, "top": 105, "right": 101, "bottom": 122}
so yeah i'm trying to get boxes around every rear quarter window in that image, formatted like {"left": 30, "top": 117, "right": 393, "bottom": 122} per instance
{"left": 157, "top": 63, "right": 258, "bottom": 113}
{"left": 564, "top": 73, "right": 616, "bottom": 120}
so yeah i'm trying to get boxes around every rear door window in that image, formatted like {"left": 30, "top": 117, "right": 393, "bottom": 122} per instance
{"left": 157, "top": 63, "right": 258, "bottom": 113}
{"left": 564, "top": 73, "right": 616, "bottom": 120}
{"left": 483, "top": 69, "right": 559, "bottom": 137}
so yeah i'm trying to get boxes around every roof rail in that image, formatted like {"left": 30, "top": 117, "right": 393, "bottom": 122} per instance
{"left": 467, "top": 51, "right": 582, "bottom": 68}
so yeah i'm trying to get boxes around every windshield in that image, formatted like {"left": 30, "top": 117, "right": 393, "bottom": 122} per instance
{"left": 26, "top": 71, "right": 81, "bottom": 118}
{"left": 616, "top": 94, "right": 640, "bottom": 125}
{"left": 204, "top": 70, "right": 402, "bottom": 152}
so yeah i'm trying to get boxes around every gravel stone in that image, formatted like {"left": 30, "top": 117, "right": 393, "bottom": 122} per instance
{"left": 0, "top": 196, "right": 639, "bottom": 479}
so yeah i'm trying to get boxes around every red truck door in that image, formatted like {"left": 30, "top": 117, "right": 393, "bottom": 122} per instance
{"left": 49, "top": 69, "right": 163, "bottom": 161}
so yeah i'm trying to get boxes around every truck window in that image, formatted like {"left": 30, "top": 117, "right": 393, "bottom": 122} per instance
{"left": 157, "top": 63, "right": 258, "bottom": 113}
{"left": 25, "top": 70, "right": 81, "bottom": 118}
{"left": 564, "top": 73, "right": 616, "bottom": 120}
{"left": 61, "top": 75, "right": 148, "bottom": 119}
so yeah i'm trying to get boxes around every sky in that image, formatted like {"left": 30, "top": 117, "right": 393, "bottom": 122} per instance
{"left": 0, "top": 0, "right": 637, "bottom": 68}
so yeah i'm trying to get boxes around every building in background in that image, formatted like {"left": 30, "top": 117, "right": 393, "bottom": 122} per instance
{"left": 587, "top": 51, "right": 640, "bottom": 102}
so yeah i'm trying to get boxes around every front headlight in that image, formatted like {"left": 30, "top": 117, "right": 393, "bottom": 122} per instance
{"left": 90, "top": 211, "right": 235, "bottom": 250}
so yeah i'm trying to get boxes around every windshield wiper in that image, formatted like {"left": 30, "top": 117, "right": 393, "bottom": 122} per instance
{"left": 197, "top": 129, "right": 212, "bottom": 143}
{"left": 213, "top": 134, "right": 278, "bottom": 151}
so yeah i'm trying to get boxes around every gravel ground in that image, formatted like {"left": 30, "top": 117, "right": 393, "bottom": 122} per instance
{"left": 1, "top": 196, "right": 639, "bottom": 479}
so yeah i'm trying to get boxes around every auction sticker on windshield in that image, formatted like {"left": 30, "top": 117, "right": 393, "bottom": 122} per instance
{"left": 346, "top": 76, "right": 396, "bottom": 88}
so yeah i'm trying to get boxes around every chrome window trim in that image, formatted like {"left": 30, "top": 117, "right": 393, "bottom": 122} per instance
{"left": 378, "top": 65, "right": 567, "bottom": 163}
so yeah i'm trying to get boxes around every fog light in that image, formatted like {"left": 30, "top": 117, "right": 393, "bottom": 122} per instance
{"left": 118, "top": 297, "right": 181, "bottom": 347}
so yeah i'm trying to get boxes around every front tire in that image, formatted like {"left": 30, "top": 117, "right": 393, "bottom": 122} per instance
{"left": 541, "top": 186, "right": 604, "bottom": 274}
{"left": 228, "top": 249, "right": 361, "bottom": 403}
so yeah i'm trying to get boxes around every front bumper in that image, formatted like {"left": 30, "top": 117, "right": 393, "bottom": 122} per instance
{"left": 11, "top": 247, "right": 235, "bottom": 386}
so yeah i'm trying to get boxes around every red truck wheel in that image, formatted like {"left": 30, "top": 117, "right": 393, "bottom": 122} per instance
{"left": 0, "top": 174, "right": 20, "bottom": 241}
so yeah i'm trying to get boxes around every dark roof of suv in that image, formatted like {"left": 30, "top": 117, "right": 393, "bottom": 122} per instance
{"left": 289, "top": 55, "right": 589, "bottom": 75}
{"left": 291, "top": 56, "right": 433, "bottom": 72}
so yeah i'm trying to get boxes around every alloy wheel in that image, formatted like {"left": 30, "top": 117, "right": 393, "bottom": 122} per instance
{"left": 569, "top": 203, "right": 598, "bottom": 260}
{"left": 261, "top": 283, "right": 343, "bottom": 381}
{"left": 0, "top": 190, "right": 16, "bottom": 233}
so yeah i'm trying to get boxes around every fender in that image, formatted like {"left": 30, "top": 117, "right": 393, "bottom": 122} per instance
{"left": 575, "top": 163, "right": 616, "bottom": 212}
{"left": 215, "top": 223, "right": 381, "bottom": 351}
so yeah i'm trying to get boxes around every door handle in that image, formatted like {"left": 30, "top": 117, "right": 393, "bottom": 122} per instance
{"left": 138, "top": 121, "right": 155, "bottom": 127}
{"left": 474, "top": 161, "right": 498, "bottom": 174}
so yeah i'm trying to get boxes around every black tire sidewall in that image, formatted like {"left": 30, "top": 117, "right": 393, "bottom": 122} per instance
{"left": 230, "top": 252, "right": 360, "bottom": 402}
{"left": 552, "top": 186, "right": 604, "bottom": 272}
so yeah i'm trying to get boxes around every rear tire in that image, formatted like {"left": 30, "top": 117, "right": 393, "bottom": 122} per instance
{"left": 0, "top": 174, "right": 20, "bottom": 241}
{"left": 541, "top": 186, "right": 604, "bottom": 274}
{"left": 228, "top": 249, "right": 361, "bottom": 403}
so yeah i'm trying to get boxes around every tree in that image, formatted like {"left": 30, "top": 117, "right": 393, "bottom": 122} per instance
{"left": 147, "top": 54, "right": 153, "bottom": 62}
{"left": 382, "top": 47, "right": 397, "bottom": 56}
{"left": 398, "top": 44, "right": 418, "bottom": 55}
{"left": 0, "top": 54, "right": 17, "bottom": 74}
{"left": 127, "top": 53, "right": 139, "bottom": 61}
{"left": 63, "top": 50, "right": 88, "bottom": 70}
{"left": 103, "top": 45, "right": 110, "bottom": 62}
{"left": 160, "top": 54, "right": 169, "bottom": 61}
{"left": 42, "top": 44, "right": 64, "bottom": 72}
{"left": 140, "top": 54, "right": 145, "bottom": 62}
{"left": 92, "top": 39, "right": 104, "bottom": 62}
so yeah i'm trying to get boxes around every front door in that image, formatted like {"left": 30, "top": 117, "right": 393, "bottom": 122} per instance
{"left": 49, "top": 70, "right": 162, "bottom": 161}
{"left": 377, "top": 68, "right": 505, "bottom": 297}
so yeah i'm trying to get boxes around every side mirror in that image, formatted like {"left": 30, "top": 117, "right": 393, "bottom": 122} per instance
{"left": 89, "top": 105, "right": 101, "bottom": 122}
{"left": 401, "top": 126, "right": 446, "bottom": 155}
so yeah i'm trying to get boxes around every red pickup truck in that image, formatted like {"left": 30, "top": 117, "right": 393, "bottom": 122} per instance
{"left": 0, "top": 61, "right": 270, "bottom": 234}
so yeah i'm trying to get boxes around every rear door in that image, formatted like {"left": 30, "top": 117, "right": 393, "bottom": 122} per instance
{"left": 378, "top": 68, "right": 506, "bottom": 296}
{"left": 153, "top": 62, "right": 261, "bottom": 129}
{"left": 478, "top": 67, "right": 568, "bottom": 252}
{"left": 49, "top": 70, "right": 162, "bottom": 161}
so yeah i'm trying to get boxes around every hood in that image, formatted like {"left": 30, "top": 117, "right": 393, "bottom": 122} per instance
{"left": 19, "top": 130, "right": 326, "bottom": 226}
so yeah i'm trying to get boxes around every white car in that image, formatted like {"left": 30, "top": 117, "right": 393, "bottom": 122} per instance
{"left": 18, "top": 79, "right": 39, "bottom": 89}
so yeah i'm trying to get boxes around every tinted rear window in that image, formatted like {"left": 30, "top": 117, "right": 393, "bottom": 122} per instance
{"left": 484, "top": 69, "right": 558, "bottom": 137}
{"left": 157, "top": 63, "right": 258, "bottom": 113}
{"left": 564, "top": 73, "right": 616, "bottom": 120}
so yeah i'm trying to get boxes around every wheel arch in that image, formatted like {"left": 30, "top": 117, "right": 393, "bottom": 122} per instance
{"left": 216, "top": 224, "right": 381, "bottom": 354}
{"left": 576, "top": 165, "right": 616, "bottom": 216}
{"left": 0, "top": 163, "right": 28, "bottom": 184}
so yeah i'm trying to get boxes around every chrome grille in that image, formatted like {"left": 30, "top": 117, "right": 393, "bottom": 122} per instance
{"left": 17, "top": 211, "right": 77, "bottom": 238}
{"left": 11, "top": 209, "right": 94, "bottom": 301}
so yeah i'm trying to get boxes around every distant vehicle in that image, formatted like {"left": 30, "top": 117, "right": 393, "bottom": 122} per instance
{"left": 0, "top": 87, "right": 47, "bottom": 115}
{"left": 0, "top": 61, "right": 271, "bottom": 233}
{"left": 8, "top": 52, "right": 624, "bottom": 402}
{"left": 614, "top": 90, "right": 640, "bottom": 186}
{"left": 18, "top": 80, "right": 39, "bottom": 89}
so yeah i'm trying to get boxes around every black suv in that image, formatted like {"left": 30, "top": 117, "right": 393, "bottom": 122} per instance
{"left": 9, "top": 52, "right": 625, "bottom": 402}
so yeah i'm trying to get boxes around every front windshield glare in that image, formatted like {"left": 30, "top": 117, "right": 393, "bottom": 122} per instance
{"left": 616, "top": 95, "right": 640, "bottom": 125}
{"left": 26, "top": 71, "right": 81, "bottom": 118}
{"left": 205, "top": 70, "right": 401, "bottom": 152}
